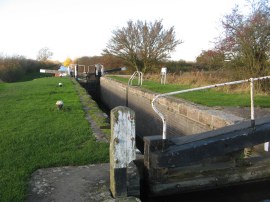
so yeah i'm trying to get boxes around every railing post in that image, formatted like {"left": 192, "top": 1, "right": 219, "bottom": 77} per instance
{"left": 250, "top": 78, "right": 255, "bottom": 127}
{"left": 152, "top": 75, "right": 270, "bottom": 139}
{"left": 126, "top": 86, "right": 129, "bottom": 107}
{"left": 110, "top": 106, "right": 136, "bottom": 198}
{"left": 74, "top": 64, "right": 78, "bottom": 79}
{"left": 127, "top": 71, "right": 143, "bottom": 107}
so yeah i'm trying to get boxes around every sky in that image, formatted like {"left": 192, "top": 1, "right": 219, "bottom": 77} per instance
{"left": 0, "top": 0, "right": 248, "bottom": 62}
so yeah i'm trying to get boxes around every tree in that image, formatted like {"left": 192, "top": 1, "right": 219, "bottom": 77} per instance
{"left": 196, "top": 49, "right": 225, "bottom": 70}
{"left": 36, "top": 47, "right": 53, "bottom": 61}
{"left": 63, "top": 57, "right": 72, "bottom": 67}
{"left": 103, "top": 20, "right": 183, "bottom": 72}
{"left": 216, "top": 0, "right": 270, "bottom": 77}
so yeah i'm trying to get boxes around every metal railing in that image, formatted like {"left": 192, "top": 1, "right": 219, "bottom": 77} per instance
{"left": 128, "top": 71, "right": 143, "bottom": 86}
{"left": 151, "top": 76, "right": 270, "bottom": 140}
{"left": 126, "top": 71, "right": 143, "bottom": 107}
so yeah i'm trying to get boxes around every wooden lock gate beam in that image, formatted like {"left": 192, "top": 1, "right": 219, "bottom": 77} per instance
{"left": 144, "top": 116, "right": 270, "bottom": 169}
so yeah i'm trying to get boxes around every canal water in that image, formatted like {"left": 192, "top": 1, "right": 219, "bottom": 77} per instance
{"left": 147, "top": 180, "right": 270, "bottom": 202}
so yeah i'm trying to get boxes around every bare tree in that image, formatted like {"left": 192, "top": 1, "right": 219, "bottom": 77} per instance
{"left": 216, "top": 0, "right": 270, "bottom": 77}
{"left": 196, "top": 50, "right": 225, "bottom": 70}
{"left": 36, "top": 47, "right": 53, "bottom": 61}
{"left": 103, "top": 20, "right": 183, "bottom": 72}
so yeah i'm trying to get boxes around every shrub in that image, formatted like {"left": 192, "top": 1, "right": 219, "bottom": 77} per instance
{"left": 0, "top": 55, "right": 59, "bottom": 82}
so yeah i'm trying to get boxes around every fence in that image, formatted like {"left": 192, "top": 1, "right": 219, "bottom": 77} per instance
{"left": 152, "top": 76, "right": 270, "bottom": 140}
{"left": 128, "top": 71, "right": 143, "bottom": 86}
{"left": 126, "top": 71, "right": 143, "bottom": 107}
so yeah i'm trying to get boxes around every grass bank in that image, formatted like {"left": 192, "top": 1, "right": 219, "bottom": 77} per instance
{"left": 109, "top": 76, "right": 270, "bottom": 107}
{"left": 0, "top": 77, "right": 109, "bottom": 201}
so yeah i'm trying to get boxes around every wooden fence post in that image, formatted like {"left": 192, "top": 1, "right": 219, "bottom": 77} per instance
{"left": 110, "top": 106, "right": 136, "bottom": 198}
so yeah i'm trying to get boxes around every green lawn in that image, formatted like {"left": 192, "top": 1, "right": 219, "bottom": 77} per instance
{"left": 109, "top": 76, "right": 270, "bottom": 107}
{"left": 0, "top": 77, "right": 109, "bottom": 201}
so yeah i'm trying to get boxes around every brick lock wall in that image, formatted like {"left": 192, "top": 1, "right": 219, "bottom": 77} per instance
{"left": 100, "top": 77, "right": 243, "bottom": 139}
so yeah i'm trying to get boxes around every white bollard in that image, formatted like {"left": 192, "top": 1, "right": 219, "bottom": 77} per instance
{"left": 56, "top": 100, "right": 64, "bottom": 110}
{"left": 110, "top": 106, "right": 136, "bottom": 198}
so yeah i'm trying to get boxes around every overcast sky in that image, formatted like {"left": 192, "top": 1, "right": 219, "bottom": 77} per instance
{"left": 0, "top": 0, "right": 248, "bottom": 62}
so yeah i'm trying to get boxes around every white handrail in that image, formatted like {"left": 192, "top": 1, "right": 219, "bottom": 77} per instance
{"left": 126, "top": 71, "right": 143, "bottom": 107}
{"left": 128, "top": 71, "right": 143, "bottom": 86}
{"left": 152, "top": 75, "right": 270, "bottom": 140}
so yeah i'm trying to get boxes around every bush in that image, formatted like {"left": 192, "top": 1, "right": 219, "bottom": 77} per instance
{"left": 0, "top": 55, "right": 60, "bottom": 82}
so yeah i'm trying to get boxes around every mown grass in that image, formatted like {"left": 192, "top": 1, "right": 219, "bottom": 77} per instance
{"left": 0, "top": 77, "right": 109, "bottom": 201}
{"left": 109, "top": 76, "right": 270, "bottom": 107}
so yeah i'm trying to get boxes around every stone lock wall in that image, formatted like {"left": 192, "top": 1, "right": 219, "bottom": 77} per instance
{"left": 100, "top": 77, "right": 243, "bottom": 140}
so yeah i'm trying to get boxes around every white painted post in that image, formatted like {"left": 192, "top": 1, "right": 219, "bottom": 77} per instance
{"left": 110, "top": 106, "right": 136, "bottom": 198}
{"left": 101, "top": 65, "right": 104, "bottom": 76}
{"left": 264, "top": 142, "right": 269, "bottom": 152}
{"left": 161, "top": 67, "right": 167, "bottom": 84}
{"left": 75, "top": 65, "right": 78, "bottom": 78}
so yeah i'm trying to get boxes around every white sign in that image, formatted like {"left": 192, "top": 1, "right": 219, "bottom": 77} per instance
{"left": 161, "top": 67, "right": 167, "bottom": 84}
{"left": 161, "top": 67, "right": 167, "bottom": 74}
